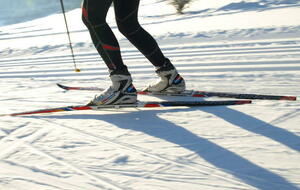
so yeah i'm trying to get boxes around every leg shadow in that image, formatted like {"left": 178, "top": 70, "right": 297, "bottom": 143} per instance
{"left": 34, "top": 108, "right": 298, "bottom": 190}
{"left": 202, "top": 106, "right": 300, "bottom": 152}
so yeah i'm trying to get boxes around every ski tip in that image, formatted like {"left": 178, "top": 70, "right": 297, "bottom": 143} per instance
{"left": 236, "top": 100, "right": 252, "bottom": 104}
{"left": 279, "top": 96, "right": 297, "bottom": 101}
{"left": 56, "top": 83, "right": 69, "bottom": 90}
{"left": 0, "top": 113, "right": 23, "bottom": 117}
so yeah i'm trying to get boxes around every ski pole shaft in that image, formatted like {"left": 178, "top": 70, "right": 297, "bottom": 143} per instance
{"left": 59, "top": 0, "right": 80, "bottom": 72}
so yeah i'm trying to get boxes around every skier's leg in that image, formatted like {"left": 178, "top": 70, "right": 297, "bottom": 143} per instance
{"left": 114, "top": 0, "right": 166, "bottom": 67}
{"left": 81, "top": 0, "right": 129, "bottom": 74}
{"left": 82, "top": 0, "right": 136, "bottom": 105}
{"left": 114, "top": 0, "right": 185, "bottom": 92}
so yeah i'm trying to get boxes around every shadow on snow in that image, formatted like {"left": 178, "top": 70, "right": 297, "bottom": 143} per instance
{"left": 32, "top": 106, "right": 299, "bottom": 190}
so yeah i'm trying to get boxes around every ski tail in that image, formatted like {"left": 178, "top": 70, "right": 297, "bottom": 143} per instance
{"left": 56, "top": 83, "right": 102, "bottom": 91}
{"left": 1, "top": 100, "right": 251, "bottom": 117}
{"left": 152, "top": 100, "right": 252, "bottom": 107}
{"left": 2, "top": 106, "right": 93, "bottom": 116}
{"left": 198, "top": 91, "right": 297, "bottom": 101}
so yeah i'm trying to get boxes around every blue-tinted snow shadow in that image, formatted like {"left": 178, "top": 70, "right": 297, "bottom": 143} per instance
{"left": 34, "top": 107, "right": 299, "bottom": 190}
{"left": 217, "top": 0, "right": 300, "bottom": 12}
{"left": 2, "top": 0, "right": 300, "bottom": 41}
{"left": 202, "top": 106, "right": 300, "bottom": 152}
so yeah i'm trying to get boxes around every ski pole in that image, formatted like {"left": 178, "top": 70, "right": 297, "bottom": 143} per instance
{"left": 59, "top": 0, "right": 80, "bottom": 72}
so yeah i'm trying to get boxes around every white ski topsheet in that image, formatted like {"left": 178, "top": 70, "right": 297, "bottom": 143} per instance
{"left": 0, "top": 0, "right": 300, "bottom": 189}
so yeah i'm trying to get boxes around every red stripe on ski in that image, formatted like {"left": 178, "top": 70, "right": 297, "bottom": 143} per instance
{"left": 279, "top": 96, "right": 297, "bottom": 101}
{"left": 236, "top": 100, "right": 252, "bottom": 105}
{"left": 137, "top": 91, "right": 149, "bottom": 95}
{"left": 72, "top": 106, "right": 93, "bottom": 110}
{"left": 192, "top": 94, "right": 206, "bottom": 97}
{"left": 144, "top": 104, "right": 161, "bottom": 107}
{"left": 66, "top": 87, "right": 81, "bottom": 90}
{"left": 11, "top": 109, "right": 65, "bottom": 116}
{"left": 8, "top": 106, "right": 93, "bottom": 116}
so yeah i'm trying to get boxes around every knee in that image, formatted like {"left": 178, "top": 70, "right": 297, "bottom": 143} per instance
{"left": 116, "top": 18, "right": 140, "bottom": 36}
{"left": 81, "top": 6, "right": 105, "bottom": 27}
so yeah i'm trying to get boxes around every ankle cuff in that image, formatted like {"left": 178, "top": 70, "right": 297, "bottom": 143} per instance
{"left": 109, "top": 68, "right": 130, "bottom": 76}
{"left": 156, "top": 58, "right": 175, "bottom": 72}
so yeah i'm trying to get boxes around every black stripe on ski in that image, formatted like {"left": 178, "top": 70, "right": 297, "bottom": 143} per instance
{"left": 198, "top": 91, "right": 296, "bottom": 101}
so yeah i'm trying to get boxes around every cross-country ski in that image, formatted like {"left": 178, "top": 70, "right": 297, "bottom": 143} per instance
{"left": 0, "top": 100, "right": 252, "bottom": 117}
{"left": 57, "top": 83, "right": 297, "bottom": 101}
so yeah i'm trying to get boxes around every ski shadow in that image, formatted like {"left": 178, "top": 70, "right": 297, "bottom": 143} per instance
{"left": 33, "top": 106, "right": 299, "bottom": 190}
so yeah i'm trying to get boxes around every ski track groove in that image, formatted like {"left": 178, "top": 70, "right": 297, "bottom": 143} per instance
{"left": 135, "top": 163, "right": 252, "bottom": 190}
{"left": 0, "top": 122, "right": 126, "bottom": 190}
{"left": 36, "top": 117, "right": 269, "bottom": 189}
{"left": 0, "top": 121, "right": 35, "bottom": 158}
{"left": 0, "top": 46, "right": 299, "bottom": 80}
{"left": 1, "top": 60, "right": 300, "bottom": 76}
{"left": 1, "top": 65, "right": 299, "bottom": 79}
{"left": 1, "top": 42, "right": 299, "bottom": 81}
{"left": 269, "top": 109, "right": 300, "bottom": 125}
{"left": 0, "top": 129, "right": 127, "bottom": 190}
{"left": 0, "top": 127, "right": 51, "bottom": 160}
{"left": 0, "top": 161, "right": 92, "bottom": 190}
{"left": 14, "top": 138, "right": 126, "bottom": 190}
{"left": 1, "top": 42, "right": 300, "bottom": 66}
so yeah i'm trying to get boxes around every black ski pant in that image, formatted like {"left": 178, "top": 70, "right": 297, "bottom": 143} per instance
{"left": 82, "top": 0, "right": 167, "bottom": 74}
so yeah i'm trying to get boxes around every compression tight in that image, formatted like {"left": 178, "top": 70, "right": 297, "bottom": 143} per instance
{"left": 82, "top": 0, "right": 168, "bottom": 74}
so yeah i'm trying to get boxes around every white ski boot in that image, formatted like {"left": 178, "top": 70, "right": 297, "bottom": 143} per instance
{"left": 144, "top": 61, "right": 185, "bottom": 93}
{"left": 88, "top": 74, "right": 137, "bottom": 105}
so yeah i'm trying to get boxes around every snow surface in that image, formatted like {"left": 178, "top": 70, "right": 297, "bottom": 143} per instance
{"left": 1, "top": 0, "right": 300, "bottom": 189}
